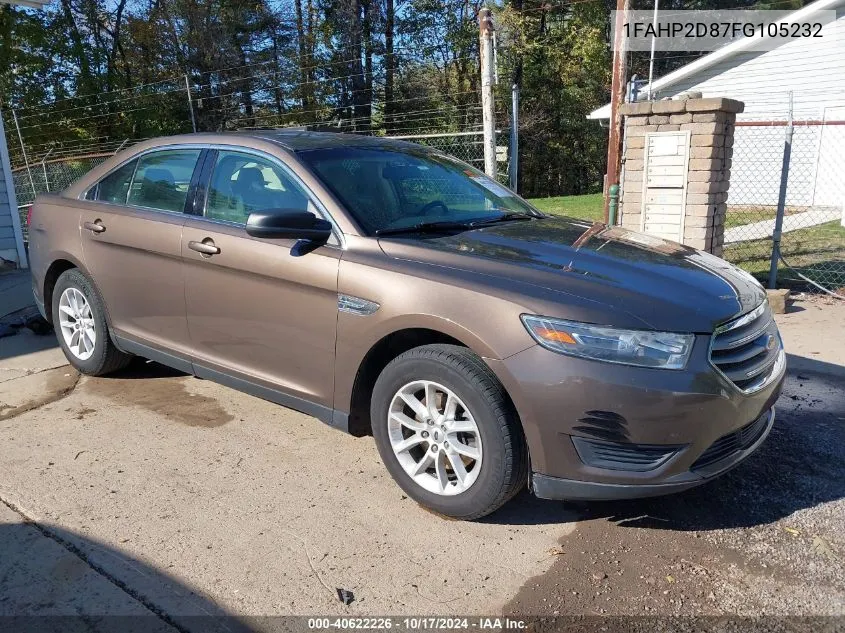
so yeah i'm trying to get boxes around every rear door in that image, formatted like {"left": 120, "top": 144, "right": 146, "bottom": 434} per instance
{"left": 79, "top": 147, "right": 204, "bottom": 363}
{"left": 182, "top": 148, "right": 341, "bottom": 416}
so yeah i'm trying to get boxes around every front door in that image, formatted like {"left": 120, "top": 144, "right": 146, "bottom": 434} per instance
{"left": 79, "top": 147, "right": 203, "bottom": 359}
{"left": 182, "top": 149, "right": 341, "bottom": 414}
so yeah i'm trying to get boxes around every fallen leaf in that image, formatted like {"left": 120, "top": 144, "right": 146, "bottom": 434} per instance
{"left": 812, "top": 536, "right": 839, "bottom": 562}
{"left": 783, "top": 526, "right": 801, "bottom": 536}
{"left": 666, "top": 575, "right": 675, "bottom": 583}
{"left": 336, "top": 588, "right": 355, "bottom": 605}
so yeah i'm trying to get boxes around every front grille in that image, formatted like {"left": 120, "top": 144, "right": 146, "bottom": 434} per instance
{"left": 692, "top": 409, "right": 771, "bottom": 470}
{"left": 710, "top": 302, "right": 784, "bottom": 393}
{"left": 571, "top": 436, "right": 682, "bottom": 472}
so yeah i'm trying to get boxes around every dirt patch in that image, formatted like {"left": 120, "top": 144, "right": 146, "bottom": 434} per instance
{"left": 65, "top": 406, "right": 97, "bottom": 420}
{"left": 504, "top": 514, "right": 767, "bottom": 619}
{"left": 80, "top": 363, "right": 234, "bottom": 428}
{"left": 0, "top": 367, "right": 80, "bottom": 421}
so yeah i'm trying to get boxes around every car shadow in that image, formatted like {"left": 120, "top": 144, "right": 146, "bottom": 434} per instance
{"left": 0, "top": 520, "right": 255, "bottom": 633}
{"left": 109, "top": 356, "right": 190, "bottom": 380}
{"left": 483, "top": 354, "right": 845, "bottom": 530}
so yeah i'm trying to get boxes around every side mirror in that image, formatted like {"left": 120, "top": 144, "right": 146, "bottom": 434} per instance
{"left": 245, "top": 210, "right": 333, "bottom": 243}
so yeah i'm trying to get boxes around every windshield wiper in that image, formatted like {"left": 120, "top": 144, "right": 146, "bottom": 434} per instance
{"left": 375, "top": 212, "right": 541, "bottom": 237}
{"left": 469, "top": 211, "right": 541, "bottom": 227}
{"left": 375, "top": 220, "right": 475, "bottom": 236}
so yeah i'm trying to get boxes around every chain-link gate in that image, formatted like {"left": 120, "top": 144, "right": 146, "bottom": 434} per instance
{"left": 723, "top": 92, "right": 845, "bottom": 295}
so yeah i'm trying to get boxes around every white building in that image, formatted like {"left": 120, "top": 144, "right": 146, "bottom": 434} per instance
{"left": 590, "top": 0, "right": 845, "bottom": 227}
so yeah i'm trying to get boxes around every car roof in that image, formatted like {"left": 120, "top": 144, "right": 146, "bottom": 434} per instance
{"left": 228, "top": 129, "right": 428, "bottom": 153}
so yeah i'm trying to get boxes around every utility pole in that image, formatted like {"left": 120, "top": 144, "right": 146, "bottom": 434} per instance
{"left": 647, "top": 0, "right": 659, "bottom": 100}
{"left": 185, "top": 75, "right": 197, "bottom": 133}
{"left": 604, "top": 0, "right": 631, "bottom": 223}
{"left": 509, "top": 83, "right": 519, "bottom": 191}
{"left": 479, "top": 7, "right": 497, "bottom": 178}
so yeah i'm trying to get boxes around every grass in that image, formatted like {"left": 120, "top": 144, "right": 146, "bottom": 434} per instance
{"left": 528, "top": 194, "right": 604, "bottom": 222}
{"left": 527, "top": 195, "right": 806, "bottom": 231}
{"left": 725, "top": 220, "right": 845, "bottom": 288}
{"left": 528, "top": 193, "right": 845, "bottom": 290}
{"left": 724, "top": 208, "right": 776, "bottom": 230}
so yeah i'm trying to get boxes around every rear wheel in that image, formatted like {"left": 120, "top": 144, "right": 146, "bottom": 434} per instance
{"left": 52, "top": 269, "right": 132, "bottom": 376}
{"left": 371, "top": 344, "right": 528, "bottom": 520}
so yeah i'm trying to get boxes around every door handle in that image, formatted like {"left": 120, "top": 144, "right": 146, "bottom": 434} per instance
{"left": 188, "top": 240, "right": 220, "bottom": 256}
{"left": 83, "top": 220, "right": 106, "bottom": 233}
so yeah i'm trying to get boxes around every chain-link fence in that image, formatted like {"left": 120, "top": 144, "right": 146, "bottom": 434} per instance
{"left": 723, "top": 92, "right": 845, "bottom": 295}
{"left": 384, "top": 130, "right": 510, "bottom": 183}
{"left": 13, "top": 151, "right": 122, "bottom": 240}
{"left": 11, "top": 130, "right": 510, "bottom": 241}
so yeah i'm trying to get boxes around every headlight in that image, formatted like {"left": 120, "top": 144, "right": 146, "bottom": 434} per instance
{"left": 521, "top": 315, "right": 694, "bottom": 370}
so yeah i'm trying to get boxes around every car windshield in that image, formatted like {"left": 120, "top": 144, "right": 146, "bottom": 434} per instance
{"left": 297, "top": 146, "right": 541, "bottom": 235}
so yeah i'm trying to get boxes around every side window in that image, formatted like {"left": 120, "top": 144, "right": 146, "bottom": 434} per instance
{"left": 206, "top": 151, "right": 310, "bottom": 224}
{"left": 93, "top": 160, "right": 137, "bottom": 204}
{"left": 127, "top": 149, "right": 201, "bottom": 213}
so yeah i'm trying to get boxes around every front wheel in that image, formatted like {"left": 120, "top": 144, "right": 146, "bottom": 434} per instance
{"left": 371, "top": 344, "right": 528, "bottom": 520}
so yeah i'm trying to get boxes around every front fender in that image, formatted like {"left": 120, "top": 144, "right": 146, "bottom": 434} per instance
{"left": 333, "top": 246, "right": 537, "bottom": 414}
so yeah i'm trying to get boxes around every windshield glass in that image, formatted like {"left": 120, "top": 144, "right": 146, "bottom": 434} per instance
{"left": 297, "top": 146, "right": 541, "bottom": 235}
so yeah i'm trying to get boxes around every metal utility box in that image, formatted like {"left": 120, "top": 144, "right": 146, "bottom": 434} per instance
{"left": 640, "top": 131, "right": 691, "bottom": 242}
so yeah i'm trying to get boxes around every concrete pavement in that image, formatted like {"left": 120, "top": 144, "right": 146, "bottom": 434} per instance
{"left": 0, "top": 269, "right": 36, "bottom": 325}
{"left": 724, "top": 207, "right": 840, "bottom": 244}
{"left": 0, "top": 274, "right": 577, "bottom": 624}
{"left": 1, "top": 273, "right": 842, "bottom": 626}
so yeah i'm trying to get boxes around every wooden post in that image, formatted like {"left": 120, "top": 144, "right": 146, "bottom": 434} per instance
{"left": 604, "top": 0, "right": 630, "bottom": 222}
{"left": 479, "top": 8, "right": 497, "bottom": 178}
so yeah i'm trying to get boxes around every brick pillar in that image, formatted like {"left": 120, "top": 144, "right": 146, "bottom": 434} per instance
{"left": 617, "top": 97, "right": 744, "bottom": 256}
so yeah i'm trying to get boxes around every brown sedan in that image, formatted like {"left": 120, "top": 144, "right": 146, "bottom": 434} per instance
{"left": 28, "top": 131, "right": 785, "bottom": 519}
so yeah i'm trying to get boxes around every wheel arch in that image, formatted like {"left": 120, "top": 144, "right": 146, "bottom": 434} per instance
{"left": 42, "top": 256, "right": 85, "bottom": 324}
{"left": 43, "top": 258, "right": 119, "bottom": 347}
{"left": 344, "top": 324, "right": 521, "bottom": 439}
{"left": 346, "top": 328, "right": 466, "bottom": 436}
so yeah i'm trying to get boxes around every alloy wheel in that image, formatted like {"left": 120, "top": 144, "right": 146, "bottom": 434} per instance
{"left": 387, "top": 380, "right": 483, "bottom": 496}
{"left": 58, "top": 287, "right": 97, "bottom": 361}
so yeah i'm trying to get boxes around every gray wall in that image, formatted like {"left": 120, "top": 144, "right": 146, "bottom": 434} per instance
{"left": 0, "top": 110, "right": 26, "bottom": 267}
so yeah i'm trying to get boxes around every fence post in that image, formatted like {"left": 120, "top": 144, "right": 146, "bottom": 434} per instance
{"left": 607, "top": 184, "right": 619, "bottom": 226}
{"left": 40, "top": 146, "right": 54, "bottom": 192}
{"left": 509, "top": 83, "right": 519, "bottom": 191}
{"left": 185, "top": 75, "right": 197, "bottom": 133}
{"left": 10, "top": 108, "right": 37, "bottom": 201}
{"left": 768, "top": 91, "right": 793, "bottom": 289}
{"left": 478, "top": 8, "right": 497, "bottom": 178}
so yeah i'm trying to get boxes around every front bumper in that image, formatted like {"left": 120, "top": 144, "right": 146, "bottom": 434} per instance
{"left": 485, "top": 332, "right": 785, "bottom": 499}
{"left": 531, "top": 407, "right": 775, "bottom": 500}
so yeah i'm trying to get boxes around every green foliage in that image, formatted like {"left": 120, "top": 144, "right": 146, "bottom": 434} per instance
{"left": 0, "top": 0, "right": 816, "bottom": 197}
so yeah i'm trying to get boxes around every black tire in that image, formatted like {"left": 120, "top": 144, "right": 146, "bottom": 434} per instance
{"left": 371, "top": 344, "right": 528, "bottom": 520}
{"left": 51, "top": 268, "right": 132, "bottom": 376}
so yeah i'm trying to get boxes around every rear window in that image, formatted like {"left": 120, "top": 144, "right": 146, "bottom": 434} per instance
{"left": 127, "top": 150, "right": 201, "bottom": 213}
{"left": 91, "top": 160, "right": 137, "bottom": 204}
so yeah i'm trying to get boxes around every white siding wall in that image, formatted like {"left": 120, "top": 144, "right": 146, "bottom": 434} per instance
{"left": 654, "top": 10, "right": 845, "bottom": 209}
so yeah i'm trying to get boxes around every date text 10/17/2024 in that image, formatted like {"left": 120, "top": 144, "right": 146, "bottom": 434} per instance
{"left": 307, "top": 617, "right": 527, "bottom": 630}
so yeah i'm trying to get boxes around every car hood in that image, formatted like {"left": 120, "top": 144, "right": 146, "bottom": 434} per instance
{"left": 377, "top": 216, "right": 766, "bottom": 333}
